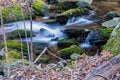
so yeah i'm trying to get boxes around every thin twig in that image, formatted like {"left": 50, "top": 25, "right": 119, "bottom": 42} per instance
{"left": 33, "top": 47, "right": 47, "bottom": 64}
{"left": 19, "top": 0, "right": 31, "bottom": 66}
{"left": 46, "top": 49, "right": 64, "bottom": 60}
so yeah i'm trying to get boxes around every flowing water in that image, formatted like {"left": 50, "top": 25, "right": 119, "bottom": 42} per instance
{"left": 80, "top": 30, "right": 94, "bottom": 48}
{"left": 0, "top": 11, "right": 96, "bottom": 45}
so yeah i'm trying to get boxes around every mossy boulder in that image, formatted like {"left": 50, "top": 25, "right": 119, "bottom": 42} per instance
{"left": 102, "top": 24, "right": 120, "bottom": 55}
{"left": 1, "top": 5, "right": 30, "bottom": 23}
{"left": 32, "top": 1, "right": 45, "bottom": 16}
{"left": 0, "top": 40, "right": 27, "bottom": 53}
{"left": 57, "top": 38, "right": 79, "bottom": 48}
{"left": 34, "top": 50, "right": 42, "bottom": 56}
{"left": 8, "top": 30, "right": 35, "bottom": 39}
{"left": 57, "top": 45, "right": 83, "bottom": 59}
{"left": 99, "top": 28, "right": 114, "bottom": 40}
{"left": 49, "top": 1, "right": 77, "bottom": 13}
{"left": 2, "top": 50, "right": 22, "bottom": 60}
{"left": 56, "top": 7, "right": 89, "bottom": 23}
{"left": 38, "top": 57, "right": 50, "bottom": 63}
{"left": 1, "top": 59, "right": 29, "bottom": 68}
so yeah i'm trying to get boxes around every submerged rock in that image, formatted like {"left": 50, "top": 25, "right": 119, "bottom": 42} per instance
{"left": 40, "top": 28, "right": 55, "bottom": 37}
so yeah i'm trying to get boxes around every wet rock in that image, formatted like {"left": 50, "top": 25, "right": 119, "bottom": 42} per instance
{"left": 106, "top": 12, "right": 120, "bottom": 19}
{"left": 102, "top": 19, "right": 118, "bottom": 28}
{"left": 51, "top": 37, "right": 59, "bottom": 41}
{"left": 56, "top": 7, "right": 89, "bottom": 24}
{"left": 56, "top": 15, "right": 68, "bottom": 24}
{"left": 79, "top": 0, "right": 93, "bottom": 4}
{"left": 63, "top": 28, "right": 90, "bottom": 40}
{"left": 40, "top": 28, "right": 55, "bottom": 37}
{"left": 76, "top": 1, "right": 91, "bottom": 9}
{"left": 57, "top": 38, "right": 79, "bottom": 48}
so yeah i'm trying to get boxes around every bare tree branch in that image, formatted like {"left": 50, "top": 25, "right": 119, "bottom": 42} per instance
{"left": 0, "top": 9, "right": 10, "bottom": 79}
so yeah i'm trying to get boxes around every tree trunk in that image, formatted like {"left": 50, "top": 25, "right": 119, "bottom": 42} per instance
{"left": 84, "top": 54, "right": 120, "bottom": 80}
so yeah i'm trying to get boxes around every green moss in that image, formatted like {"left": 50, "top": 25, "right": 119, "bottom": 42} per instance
{"left": 38, "top": 57, "right": 50, "bottom": 63}
{"left": 49, "top": 1, "right": 77, "bottom": 13}
{"left": 1, "top": 59, "right": 29, "bottom": 66}
{"left": 102, "top": 26, "right": 120, "bottom": 55}
{"left": 1, "top": 5, "right": 30, "bottom": 23}
{"left": 0, "top": 40, "right": 27, "bottom": 52}
{"left": 2, "top": 50, "right": 22, "bottom": 60}
{"left": 34, "top": 50, "right": 42, "bottom": 56}
{"left": 99, "top": 28, "right": 114, "bottom": 39}
{"left": 57, "top": 45, "right": 83, "bottom": 59}
{"left": 58, "top": 38, "right": 79, "bottom": 47}
{"left": 8, "top": 30, "right": 35, "bottom": 39}
{"left": 57, "top": 7, "right": 89, "bottom": 18}
{"left": 32, "top": 1, "right": 44, "bottom": 16}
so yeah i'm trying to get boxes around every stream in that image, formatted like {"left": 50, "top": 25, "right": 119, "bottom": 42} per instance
{"left": 0, "top": 11, "right": 96, "bottom": 47}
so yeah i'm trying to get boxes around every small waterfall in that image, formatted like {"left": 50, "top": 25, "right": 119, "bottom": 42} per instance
{"left": 66, "top": 17, "right": 76, "bottom": 25}
{"left": 66, "top": 10, "right": 95, "bottom": 26}
{"left": 80, "top": 30, "right": 94, "bottom": 48}
{"left": 66, "top": 16, "right": 94, "bottom": 26}
{"left": 43, "top": 5, "right": 50, "bottom": 19}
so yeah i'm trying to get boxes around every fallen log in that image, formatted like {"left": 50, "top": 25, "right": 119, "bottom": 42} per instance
{"left": 84, "top": 54, "right": 120, "bottom": 80}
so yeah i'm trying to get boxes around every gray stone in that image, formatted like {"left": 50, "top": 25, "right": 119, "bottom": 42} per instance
{"left": 70, "top": 53, "right": 81, "bottom": 60}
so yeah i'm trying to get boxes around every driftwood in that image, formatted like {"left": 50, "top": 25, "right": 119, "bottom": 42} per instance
{"left": 84, "top": 54, "right": 120, "bottom": 80}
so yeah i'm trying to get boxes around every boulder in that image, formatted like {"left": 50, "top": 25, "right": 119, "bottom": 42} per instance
{"left": 79, "top": 0, "right": 93, "bottom": 4}
{"left": 57, "top": 38, "right": 79, "bottom": 48}
{"left": 57, "top": 45, "right": 83, "bottom": 59}
{"left": 32, "top": 1, "right": 45, "bottom": 16}
{"left": 98, "top": 28, "right": 114, "bottom": 40}
{"left": 102, "top": 22, "right": 120, "bottom": 55}
{"left": 56, "top": 7, "right": 89, "bottom": 24}
{"left": 1, "top": 50, "right": 22, "bottom": 60}
{"left": 49, "top": 1, "right": 77, "bottom": 12}
{"left": 106, "top": 12, "right": 120, "bottom": 19}
{"left": 56, "top": 15, "right": 68, "bottom": 24}
{"left": 102, "top": 19, "right": 118, "bottom": 28}
{"left": 0, "top": 40, "right": 28, "bottom": 54}
{"left": 70, "top": 53, "right": 81, "bottom": 60}
{"left": 63, "top": 28, "right": 90, "bottom": 39}
{"left": 8, "top": 30, "right": 35, "bottom": 39}
{"left": 38, "top": 57, "right": 50, "bottom": 64}
{"left": 76, "top": 1, "right": 91, "bottom": 9}
{"left": 40, "top": 28, "right": 55, "bottom": 37}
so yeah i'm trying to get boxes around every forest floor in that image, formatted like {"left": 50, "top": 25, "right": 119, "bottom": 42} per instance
{"left": 2, "top": 51, "right": 120, "bottom": 80}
